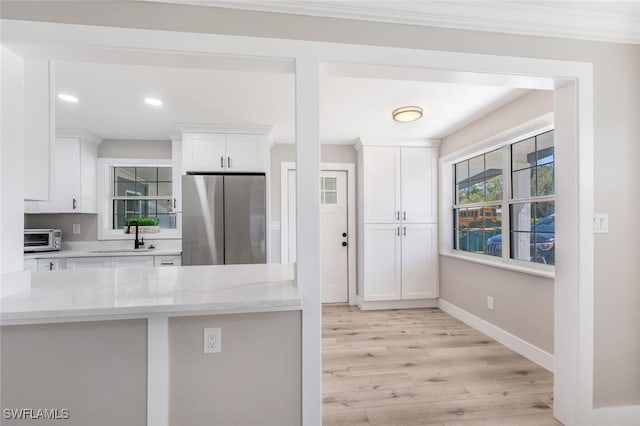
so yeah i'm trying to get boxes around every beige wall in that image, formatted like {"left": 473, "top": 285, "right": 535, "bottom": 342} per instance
{"left": 1, "top": 311, "right": 301, "bottom": 426}
{"left": 1, "top": 319, "right": 148, "bottom": 425}
{"left": 25, "top": 212, "right": 98, "bottom": 242}
{"left": 3, "top": 0, "right": 640, "bottom": 406}
{"left": 98, "top": 139, "right": 171, "bottom": 159}
{"left": 269, "top": 143, "right": 356, "bottom": 262}
{"left": 169, "top": 311, "right": 301, "bottom": 426}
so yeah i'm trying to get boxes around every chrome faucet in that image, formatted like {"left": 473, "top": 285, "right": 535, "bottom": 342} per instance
{"left": 126, "top": 220, "right": 144, "bottom": 249}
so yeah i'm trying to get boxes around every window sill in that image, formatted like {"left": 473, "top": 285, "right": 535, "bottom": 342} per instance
{"left": 440, "top": 251, "right": 555, "bottom": 279}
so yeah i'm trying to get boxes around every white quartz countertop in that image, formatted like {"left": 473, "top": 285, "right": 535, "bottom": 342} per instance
{"left": 0, "top": 263, "right": 299, "bottom": 325}
{"left": 24, "top": 248, "right": 181, "bottom": 259}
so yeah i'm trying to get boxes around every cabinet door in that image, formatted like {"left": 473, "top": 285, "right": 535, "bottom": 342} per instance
{"left": 186, "top": 133, "right": 226, "bottom": 172}
{"left": 363, "top": 224, "right": 402, "bottom": 301}
{"left": 154, "top": 255, "right": 182, "bottom": 266}
{"left": 36, "top": 258, "right": 64, "bottom": 271}
{"left": 401, "top": 224, "right": 438, "bottom": 299}
{"left": 111, "top": 256, "right": 155, "bottom": 269}
{"left": 66, "top": 257, "right": 110, "bottom": 269}
{"left": 225, "top": 134, "right": 265, "bottom": 172}
{"left": 363, "top": 147, "right": 401, "bottom": 223}
{"left": 23, "top": 59, "right": 54, "bottom": 201}
{"left": 31, "top": 138, "right": 81, "bottom": 213}
{"left": 401, "top": 147, "right": 437, "bottom": 223}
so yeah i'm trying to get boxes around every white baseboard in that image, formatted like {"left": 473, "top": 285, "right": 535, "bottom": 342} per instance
{"left": 591, "top": 405, "right": 640, "bottom": 426}
{"left": 438, "top": 299, "right": 554, "bottom": 372}
{"left": 358, "top": 299, "right": 439, "bottom": 310}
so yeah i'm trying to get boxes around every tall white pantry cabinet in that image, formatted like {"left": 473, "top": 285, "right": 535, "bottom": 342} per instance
{"left": 356, "top": 139, "right": 439, "bottom": 305}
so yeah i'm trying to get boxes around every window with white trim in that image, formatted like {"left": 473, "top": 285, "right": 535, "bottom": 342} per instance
{"left": 453, "top": 129, "right": 555, "bottom": 266}
{"left": 112, "top": 166, "right": 176, "bottom": 229}
{"left": 97, "top": 158, "right": 180, "bottom": 240}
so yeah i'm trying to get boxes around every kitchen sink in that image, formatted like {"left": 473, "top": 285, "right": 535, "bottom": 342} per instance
{"left": 90, "top": 248, "right": 157, "bottom": 254}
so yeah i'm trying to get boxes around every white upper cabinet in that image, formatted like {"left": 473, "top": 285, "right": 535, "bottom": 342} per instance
{"left": 181, "top": 127, "right": 270, "bottom": 173}
{"left": 25, "top": 131, "right": 100, "bottom": 214}
{"left": 225, "top": 133, "right": 265, "bottom": 172}
{"left": 401, "top": 147, "right": 438, "bottom": 223}
{"left": 357, "top": 140, "right": 439, "bottom": 225}
{"left": 186, "top": 133, "right": 226, "bottom": 172}
{"left": 23, "top": 59, "right": 55, "bottom": 201}
{"left": 362, "top": 146, "right": 402, "bottom": 223}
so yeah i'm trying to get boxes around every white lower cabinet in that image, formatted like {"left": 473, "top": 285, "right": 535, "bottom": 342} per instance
{"left": 66, "top": 256, "right": 154, "bottom": 269}
{"left": 154, "top": 255, "right": 182, "bottom": 266}
{"left": 401, "top": 224, "right": 438, "bottom": 299}
{"left": 363, "top": 224, "right": 402, "bottom": 301}
{"left": 362, "top": 223, "right": 438, "bottom": 302}
{"left": 36, "top": 258, "right": 64, "bottom": 271}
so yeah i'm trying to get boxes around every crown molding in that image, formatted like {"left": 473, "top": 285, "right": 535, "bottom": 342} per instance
{"left": 151, "top": 0, "right": 640, "bottom": 45}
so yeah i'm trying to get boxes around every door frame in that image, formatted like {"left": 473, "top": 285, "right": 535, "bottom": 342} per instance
{"left": 281, "top": 161, "right": 357, "bottom": 305}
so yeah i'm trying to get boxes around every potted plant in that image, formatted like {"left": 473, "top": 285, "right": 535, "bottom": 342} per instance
{"left": 124, "top": 217, "right": 160, "bottom": 234}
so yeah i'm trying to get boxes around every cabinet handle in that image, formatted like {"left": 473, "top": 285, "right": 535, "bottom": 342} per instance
{"left": 173, "top": 198, "right": 176, "bottom": 209}
{"left": 397, "top": 211, "right": 400, "bottom": 221}
{"left": 72, "top": 198, "right": 77, "bottom": 210}
{"left": 397, "top": 226, "right": 400, "bottom": 236}
{"left": 49, "top": 262, "right": 53, "bottom": 271}
{"left": 160, "top": 261, "right": 174, "bottom": 266}
{"left": 403, "top": 211, "right": 406, "bottom": 220}
{"left": 228, "top": 156, "right": 231, "bottom": 168}
{"left": 403, "top": 226, "right": 407, "bottom": 236}
{"left": 220, "top": 156, "right": 224, "bottom": 168}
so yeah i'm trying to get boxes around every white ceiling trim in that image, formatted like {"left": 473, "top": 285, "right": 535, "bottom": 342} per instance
{"left": 150, "top": 0, "right": 640, "bottom": 45}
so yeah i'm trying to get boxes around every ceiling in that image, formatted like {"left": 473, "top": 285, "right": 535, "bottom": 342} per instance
{"left": 55, "top": 60, "right": 530, "bottom": 144}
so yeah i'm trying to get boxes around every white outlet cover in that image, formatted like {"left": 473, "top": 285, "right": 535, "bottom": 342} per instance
{"left": 203, "top": 327, "right": 221, "bottom": 354}
{"left": 73, "top": 224, "right": 81, "bottom": 234}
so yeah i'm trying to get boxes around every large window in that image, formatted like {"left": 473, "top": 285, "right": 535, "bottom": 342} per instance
{"left": 453, "top": 129, "right": 555, "bottom": 266}
{"left": 112, "top": 166, "right": 176, "bottom": 229}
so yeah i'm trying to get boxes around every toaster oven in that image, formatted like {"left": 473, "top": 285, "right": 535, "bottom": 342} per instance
{"left": 24, "top": 229, "right": 62, "bottom": 252}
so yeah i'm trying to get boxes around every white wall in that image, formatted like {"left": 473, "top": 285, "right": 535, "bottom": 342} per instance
{"left": 2, "top": 0, "right": 640, "bottom": 407}
{"left": 1, "top": 46, "right": 25, "bottom": 274}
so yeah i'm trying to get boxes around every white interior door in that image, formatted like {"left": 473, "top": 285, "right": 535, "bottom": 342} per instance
{"left": 286, "top": 169, "right": 349, "bottom": 303}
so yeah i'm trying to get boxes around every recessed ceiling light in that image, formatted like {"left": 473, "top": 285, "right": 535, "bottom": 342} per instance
{"left": 144, "top": 97, "right": 163, "bottom": 107}
{"left": 392, "top": 106, "right": 423, "bottom": 122}
{"left": 57, "top": 93, "right": 79, "bottom": 103}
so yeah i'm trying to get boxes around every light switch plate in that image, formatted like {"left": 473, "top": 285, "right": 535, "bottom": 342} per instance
{"left": 593, "top": 214, "right": 608, "bottom": 233}
{"left": 73, "top": 224, "right": 81, "bottom": 234}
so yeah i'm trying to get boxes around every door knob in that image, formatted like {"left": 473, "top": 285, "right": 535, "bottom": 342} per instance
{"left": 342, "top": 232, "right": 347, "bottom": 237}
{"left": 341, "top": 242, "right": 348, "bottom": 247}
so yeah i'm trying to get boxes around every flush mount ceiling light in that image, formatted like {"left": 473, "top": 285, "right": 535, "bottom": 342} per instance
{"left": 392, "top": 106, "right": 423, "bottom": 122}
{"left": 57, "top": 93, "right": 79, "bottom": 103}
{"left": 144, "top": 97, "right": 163, "bottom": 107}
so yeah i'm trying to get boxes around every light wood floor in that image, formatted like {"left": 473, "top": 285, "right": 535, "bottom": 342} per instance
{"left": 322, "top": 305, "right": 562, "bottom": 426}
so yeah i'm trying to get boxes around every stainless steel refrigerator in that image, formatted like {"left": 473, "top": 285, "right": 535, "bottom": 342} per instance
{"left": 182, "top": 174, "right": 266, "bottom": 265}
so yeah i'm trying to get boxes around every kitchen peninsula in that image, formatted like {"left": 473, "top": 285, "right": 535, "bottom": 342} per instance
{"left": 0, "top": 264, "right": 302, "bottom": 426}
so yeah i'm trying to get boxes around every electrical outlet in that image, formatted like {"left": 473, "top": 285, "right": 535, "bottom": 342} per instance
{"left": 487, "top": 296, "right": 494, "bottom": 311}
{"left": 203, "top": 327, "right": 221, "bottom": 354}
{"left": 73, "top": 224, "right": 81, "bottom": 234}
